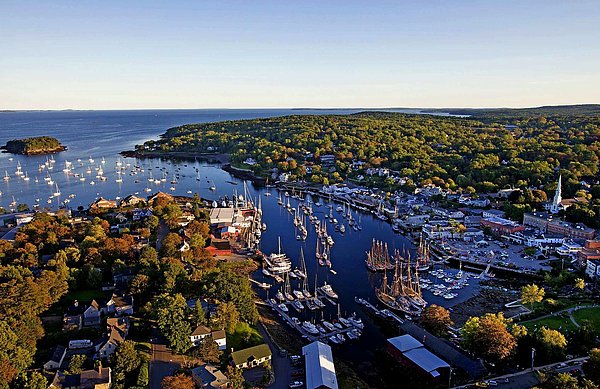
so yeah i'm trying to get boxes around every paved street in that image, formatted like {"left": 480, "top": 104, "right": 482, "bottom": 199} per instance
{"left": 258, "top": 324, "right": 294, "bottom": 389}
{"left": 452, "top": 357, "right": 588, "bottom": 389}
{"left": 149, "top": 340, "right": 185, "bottom": 389}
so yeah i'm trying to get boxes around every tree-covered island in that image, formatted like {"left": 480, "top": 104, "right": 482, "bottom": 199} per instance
{"left": 2, "top": 136, "right": 66, "bottom": 155}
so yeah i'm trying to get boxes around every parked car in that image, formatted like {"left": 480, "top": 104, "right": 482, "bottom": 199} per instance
{"left": 289, "top": 381, "right": 304, "bottom": 388}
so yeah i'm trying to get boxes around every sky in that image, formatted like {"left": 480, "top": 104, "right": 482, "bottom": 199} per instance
{"left": 1, "top": 1, "right": 599, "bottom": 110}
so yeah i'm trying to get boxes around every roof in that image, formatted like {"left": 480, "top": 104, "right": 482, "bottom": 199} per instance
{"left": 400, "top": 321, "right": 487, "bottom": 378}
{"left": 48, "top": 345, "right": 66, "bottom": 363}
{"left": 212, "top": 329, "right": 226, "bottom": 340}
{"left": 387, "top": 335, "right": 423, "bottom": 353}
{"left": 403, "top": 348, "right": 450, "bottom": 375}
{"left": 79, "top": 367, "right": 111, "bottom": 388}
{"left": 231, "top": 344, "right": 271, "bottom": 366}
{"left": 191, "top": 363, "right": 229, "bottom": 388}
{"left": 302, "top": 341, "right": 338, "bottom": 389}
{"left": 191, "top": 325, "right": 212, "bottom": 337}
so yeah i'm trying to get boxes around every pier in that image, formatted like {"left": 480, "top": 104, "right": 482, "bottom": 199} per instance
{"left": 266, "top": 299, "right": 362, "bottom": 343}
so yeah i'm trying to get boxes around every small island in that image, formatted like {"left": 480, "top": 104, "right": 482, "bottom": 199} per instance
{"left": 1, "top": 136, "right": 66, "bottom": 155}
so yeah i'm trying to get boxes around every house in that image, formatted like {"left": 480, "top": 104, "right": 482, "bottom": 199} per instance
{"left": 191, "top": 363, "right": 230, "bottom": 389}
{"left": 89, "top": 197, "right": 117, "bottom": 210}
{"left": 95, "top": 317, "right": 129, "bottom": 359}
{"left": 148, "top": 191, "right": 174, "bottom": 204}
{"left": 104, "top": 293, "right": 133, "bottom": 316}
{"left": 44, "top": 345, "right": 67, "bottom": 370}
{"left": 463, "top": 228, "right": 484, "bottom": 242}
{"left": 243, "top": 157, "right": 257, "bottom": 166}
{"left": 132, "top": 208, "right": 153, "bottom": 220}
{"left": 49, "top": 367, "right": 112, "bottom": 389}
{"left": 303, "top": 341, "right": 338, "bottom": 389}
{"left": 482, "top": 209, "right": 505, "bottom": 219}
{"left": 230, "top": 344, "right": 272, "bottom": 369}
{"left": 190, "top": 325, "right": 227, "bottom": 350}
{"left": 83, "top": 300, "right": 101, "bottom": 327}
{"left": 120, "top": 195, "right": 145, "bottom": 207}
{"left": 586, "top": 259, "right": 600, "bottom": 279}
{"left": 63, "top": 300, "right": 85, "bottom": 331}
{"left": 386, "top": 335, "right": 450, "bottom": 382}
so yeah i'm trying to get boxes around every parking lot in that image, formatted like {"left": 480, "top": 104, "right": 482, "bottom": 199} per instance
{"left": 446, "top": 239, "right": 552, "bottom": 272}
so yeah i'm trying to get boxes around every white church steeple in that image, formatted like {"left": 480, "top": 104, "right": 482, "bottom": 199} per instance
{"left": 550, "top": 174, "right": 562, "bottom": 214}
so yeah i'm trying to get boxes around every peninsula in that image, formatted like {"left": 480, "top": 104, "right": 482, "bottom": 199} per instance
{"left": 1, "top": 136, "right": 66, "bottom": 155}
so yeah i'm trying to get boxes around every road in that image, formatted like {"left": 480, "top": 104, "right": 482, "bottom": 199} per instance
{"left": 149, "top": 339, "right": 185, "bottom": 389}
{"left": 258, "top": 323, "right": 293, "bottom": 389}
{"left": 452, "top": 357, "right": 588, "bottom": 389}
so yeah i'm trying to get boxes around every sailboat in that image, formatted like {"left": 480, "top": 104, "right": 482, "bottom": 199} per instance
{"left": 53, "top": 183, "right": 61, "bottom": 197}
{"left": 284, "top": 272, "right": 294, "bottom": 301}
{"left": 365, "top": 239, "right": 394, "bottom": 271}
{"left": 209, "top": 181, "right": 216, "bottom": 191}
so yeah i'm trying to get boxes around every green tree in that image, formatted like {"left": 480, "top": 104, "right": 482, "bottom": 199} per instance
{"left": 537, "top": 327, "right": 567, "bottom": 361}
{"left": 226, "top": 365, "right": 245, "bottom": 389}
{"left": 68, "top": 354, "right": 88, "bottom": 374}
{"left": 521, "top": 284, "right": 545, "bottom": 310}
{"left": 214, "top": 302, "right": 239, "bottom": 333}
{"left": 196, "top": 337, "right": 222, "bottom": 364}
{"left": 193, "top": 299, "right": 207, "bottom": 327}
{"left": 110, "top": 340, "right": 140, "bottom": 377}
{"left": 584, "top": 348, "right": 600, "bottom": 385}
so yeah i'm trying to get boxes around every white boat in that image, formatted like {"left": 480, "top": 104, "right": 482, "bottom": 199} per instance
{"left": 348, "top": 314, "right": 364, "bottom": 329}
{"left": 302, "top": 321, "right": 320, "bottom": 335}
{"left": 278, "top": 303, "right": 288, "bottom": 312}
{"left": 320, "top": 282, "right": 338, "bottom": 299}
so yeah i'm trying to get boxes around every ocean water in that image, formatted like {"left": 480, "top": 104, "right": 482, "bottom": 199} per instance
{"left": 0, "top": 109, "right": 478, "bottom": 378}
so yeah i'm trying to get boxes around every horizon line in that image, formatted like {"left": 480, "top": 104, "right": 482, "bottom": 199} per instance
{"left": 2, "top": 103, "right": 599, "bottom": 112}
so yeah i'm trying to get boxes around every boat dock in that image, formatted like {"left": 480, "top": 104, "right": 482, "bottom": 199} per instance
{"left": 267, "top": 299, "right": 362, "bottom": 343}
{"left": 355, "top": 297, "right": 405, "bottom": 324}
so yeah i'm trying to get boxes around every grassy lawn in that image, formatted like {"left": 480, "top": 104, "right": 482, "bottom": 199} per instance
{"left": 63, "top": 289, "right": 105, "bottom": 304}
{"left": 523, "top": 314, "right": 577, "bottom": 334}
{"left": 227, "top": 322, "right": 263, "bottom": 353}
{"left": 573, "top": 307, "right": 600, "bottom": 333}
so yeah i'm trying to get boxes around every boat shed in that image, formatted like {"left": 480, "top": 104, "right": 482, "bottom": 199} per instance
{"left": 209, "top": 208, "right": 234, "bottom": 225}
{"left": 387, "top": 334, "right": 450, "bottom": 381}
{"left": 302, "top": 341, "right": 339, "bottom": 389}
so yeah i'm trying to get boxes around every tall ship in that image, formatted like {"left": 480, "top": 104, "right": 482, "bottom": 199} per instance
{"left": 416, "top": 235, "right": 431, "bottom": 271}
{"left": 375, "top": 258, "right": 426, "bottom": 316}
{"left": 263, "top": 237, "right": 292, "bottom": 274}
{"left": 365, "top": 239, "right": 394, "bottom": 271}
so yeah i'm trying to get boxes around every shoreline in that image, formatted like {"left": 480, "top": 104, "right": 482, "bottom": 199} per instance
{"left": 1, "top": 145, "right": 67, "bottom": 155}
{"left": 121, "top": 150, "right": 269, "bottom": 184}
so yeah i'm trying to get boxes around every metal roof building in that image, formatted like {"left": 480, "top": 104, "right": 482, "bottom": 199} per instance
{"left": 387, "top": 334, "right": 450, "bottom": 379}
{"left": 302, "top": 341, "right": 339, "bottom": 389}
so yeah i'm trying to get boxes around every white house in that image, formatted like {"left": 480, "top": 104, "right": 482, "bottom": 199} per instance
{"left": 190, "top": 325, "right": 227, "bottom": 350}
{"left": 44, "top": 345, "right": 66, "bottom": 370}
{"left": 83, "top": 300, "right": 101, "bottom": 326}
{"left": 104, "top": 294, "right": 133, "bottom": 316}
{"left": 95, "top": 318, "right": 129, "bottom": 359}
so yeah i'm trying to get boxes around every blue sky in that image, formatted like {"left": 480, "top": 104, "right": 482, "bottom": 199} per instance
{"left": 1, "top": 1, "right": 599, "bottom": 109}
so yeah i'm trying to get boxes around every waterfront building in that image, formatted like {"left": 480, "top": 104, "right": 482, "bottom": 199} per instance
{"left": 480, "top": 217, "right": 525, "bottom": 237}
{"left": 523, "top": 212, "right": 596, "bottom": 240}
{"left": 578, "top": 240, "right": 600, "bottom": 269}
{"left": 303, "top": 341, "right": 339, "bottom": 389}
{"left": 386, "top": 334, "right": 450, "bottom": 382}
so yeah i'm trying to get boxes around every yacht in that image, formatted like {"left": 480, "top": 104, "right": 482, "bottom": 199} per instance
{"left": 320, "top": 282, "right": 338, "bottom": 299}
